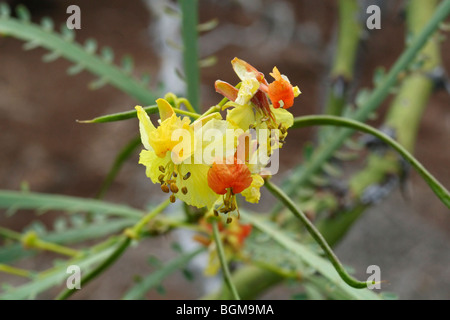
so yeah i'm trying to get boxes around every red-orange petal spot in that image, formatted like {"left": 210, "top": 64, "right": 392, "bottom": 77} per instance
{"left": 207, "top": 162, "right": 253, "bottom": 195}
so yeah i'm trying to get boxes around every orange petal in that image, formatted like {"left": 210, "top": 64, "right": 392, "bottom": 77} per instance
{"left": 231, "top": 57, "right": 266, "bottom": 84}
{"left": 215, "top": 80, "right": 238, "bottom": 102}
{"left": 207, "top": 162, "right": 252, "bottom": 195}
{"left": 267, "top": 73, "right": 295, "bottom": 109}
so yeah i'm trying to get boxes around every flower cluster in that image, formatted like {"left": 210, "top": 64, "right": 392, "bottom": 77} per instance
{"left": 136, "top": 58, "right": 301, "bottom": 223}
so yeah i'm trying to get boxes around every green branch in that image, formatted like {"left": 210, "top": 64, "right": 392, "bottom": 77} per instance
{"left": 212, "top": 219, "right": 241, "bottom": 300}
{"left": 292, "top": 115, "right": 450, "bottom": 208}
{"left": 180, "top": 0, "right": 200, "bottom": 112}
{"left": 55, "top": 237, "right": 131, "bottom": 300}
{"left": 264, "top": 180, "right": 368, "bottom": 289}
{"left": 55, "top": 200, "right": 170, "bottom": 299}
{"left": 78, "top": 104, "right": 200, "bottom": 124}
{"left": 324, "top": 0, "right": 361, "bottom": 117}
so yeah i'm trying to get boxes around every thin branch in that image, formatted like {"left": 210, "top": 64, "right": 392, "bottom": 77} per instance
{"left": 264, "top": 180, "right": 368, "bottom": 289}
{"left": 211, "top": 219, "right": 241, "bottom": 300}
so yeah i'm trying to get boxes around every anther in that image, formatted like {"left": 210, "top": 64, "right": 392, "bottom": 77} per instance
{"left": 183, "top": 172, "right": 191, "bottom": 180}
{"left": 213, "top": 210, "right": 219, "bottom": 217}
{"left": 159, "top": 165, "right": 165, "bottom": 173}
{"left": 161, "top": 184, "right": 170, "bottom": 193}
{"left": 158, "top": 174, "right": 165, "bottom": 183}
{"left": 170, "top": 194, "right": 176, "bottom": 203}
{"left": 230, "top": 203, "right": 236, "bottom": 211}
{"left": 226, "top": 217, "right": 232, "bottom": 224}
{"left": 181, "top": 187, "right": 188, "bottom": 195}
{"left": 173, "top": 172, "right": 178, "bottom": 178}
{"left": 170, "top": 183, "right": 179, "bottom": 193}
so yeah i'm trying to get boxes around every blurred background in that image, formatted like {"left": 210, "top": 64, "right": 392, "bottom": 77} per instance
{"left": 0, "top": 0, "right": 449, "bottom": 299}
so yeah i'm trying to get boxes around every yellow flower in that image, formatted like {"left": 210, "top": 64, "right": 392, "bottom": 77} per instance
{"left": 216, "top": 58, "right": 300, "bottom": 152}
{"left": 136, "top": 98, "right": 224, "bottom": 209}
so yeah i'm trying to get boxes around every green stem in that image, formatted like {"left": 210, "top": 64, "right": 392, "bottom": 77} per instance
{"left": 55, "top": 200, "right": 169, "bottom": 299}
{"left": 127, "top": 199, "right": 171, "bottom": 239}
{"left": 201, "top": 266, "right": 283, "bottom": 300}
{"left": 180, "top": 0, "right": 200, "bottom": 112}
{"left": 55, "top": 237, "right": 131, "bottom": 300}
{"left": 324, "top": 0, "right": 361, "bottom": 117}
{"left": 0, "top": 226, "right": 22, "bottom": 241}
{"left": 292, "top": 115, "right": 450, "bottom": 208}
{"left": 211, "top": 219, "right": 241, "bottom": 300}
{"left": 173, "top": 108, "right": 201, "bottom": 119}
{"left": 0, "top": 263, "right": 35, "bottom": 278}
{"left": 176, "top": 98, "right": 197, "bottom": 114}
{"left": 22, "top": 231, "right": 80, "bottom": 257}
{"left": 78, "top": 105, "right": 199, "bottom": 124}
{"left": 331, "top": 0, "right": 361, "bottom": 81}
{"left": 264, "top": 180, "right": 367, "bottom": 289}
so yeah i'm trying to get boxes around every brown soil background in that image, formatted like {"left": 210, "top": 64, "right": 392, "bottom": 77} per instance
{"left": 0, "top": 0, "right": 449, "bottom": 299}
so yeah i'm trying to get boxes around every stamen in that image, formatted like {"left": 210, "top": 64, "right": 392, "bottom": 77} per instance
{"left": 161, "top": 184, "right": 170, "bottom": 193}
{"left": 169, "top": 194, "right": 176, "bottom": 203}
{"left": 183, "top": 172, "right": 191, "bottom": 180}
{"left": 181, "top": 187, "right": 188, "bottom": 195}
{"left": 213, "top": 210, "right": 219, "bottom": 217}
{"left": 170, "top": 183, "right": 179, "bottom": 193}
{"left": 226, "top": 217, "right": 232, "bottom": 224}
{"left": 158, "top": 174, "right": 165, "bottom": 183}
{"left": 159, "top": 165, "right": 165, "bottom": 173}
{"left": 172, "top": 172, "right": 178, "bottom": 178}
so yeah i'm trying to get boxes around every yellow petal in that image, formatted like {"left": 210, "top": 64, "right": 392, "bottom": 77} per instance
{"left": 271, "top": 105, "right": 294, "bottom": 128}
{"left": 138, "top": 150, "right": 171, "bottom": 184}
{"left": 236, "top": 78, "right": 260, "bottom": 105}
{"left": 175, "top": 163, "right": 220, "bottom": 209}
{"left": 135, "top": 106, "right": 156, "bottom": 151}
{"left": 148, "top": 114, "right": 193, "bottom": 159}
{"left": 241, "top": 174, "right": 264, "bottom": 203}
{"left": 231, "top": 57, "right": 263, "bottom": 82}
{"left": 156, "top": 98, "right": 175, "bottom": 121}
{"left": 226, "top": 103, "right": 255, "bottom": 131}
